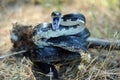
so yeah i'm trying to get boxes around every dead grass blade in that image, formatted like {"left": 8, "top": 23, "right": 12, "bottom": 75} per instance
{"left": 0, "top": 50, "right": 27, "bottom": 59}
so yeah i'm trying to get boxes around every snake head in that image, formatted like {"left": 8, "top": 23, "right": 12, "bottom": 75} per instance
{"left": 51, "top": 11, "right": 61, "bottom": 30}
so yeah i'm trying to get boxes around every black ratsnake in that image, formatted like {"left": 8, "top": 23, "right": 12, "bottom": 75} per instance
{"left": 32, "top": 11, "right": 90, "bottom": 79}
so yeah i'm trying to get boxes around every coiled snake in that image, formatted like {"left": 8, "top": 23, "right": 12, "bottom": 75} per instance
{"left": 32, "top": 11, "right": 90, "bottom": 63}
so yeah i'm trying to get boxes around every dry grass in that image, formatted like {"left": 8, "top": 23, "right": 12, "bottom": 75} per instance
{"left": 0, "top": 57, "right": 35, "bottom": 80}
{"left": 0, "top": 0, "right": 120, "bottom": 80}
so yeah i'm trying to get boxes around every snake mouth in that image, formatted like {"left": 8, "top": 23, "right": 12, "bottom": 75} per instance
{"left": 52, "top": 16, "right": 61, "bottom": 30}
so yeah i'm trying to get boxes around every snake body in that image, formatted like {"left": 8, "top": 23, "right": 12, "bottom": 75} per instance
{"left": 32, "top": 23, "right": 89, "bottom": 48}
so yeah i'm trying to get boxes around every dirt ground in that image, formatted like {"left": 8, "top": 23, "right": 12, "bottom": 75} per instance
{"left": 0, "top": 0, "right": 120, "bottom": 80}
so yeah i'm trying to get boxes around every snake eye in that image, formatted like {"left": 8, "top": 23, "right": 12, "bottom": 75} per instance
{"left": 51, "top": 11, "right": 61, "bottom": 30}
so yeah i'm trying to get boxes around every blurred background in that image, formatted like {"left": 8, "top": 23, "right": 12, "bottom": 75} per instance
{"left": 0, "top": 0, "right": 120, "bottom": 53}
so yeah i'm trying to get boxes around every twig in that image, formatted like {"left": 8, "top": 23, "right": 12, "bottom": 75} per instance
{"left": 0, "top": 50, "right": 27, "bottom": 59}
